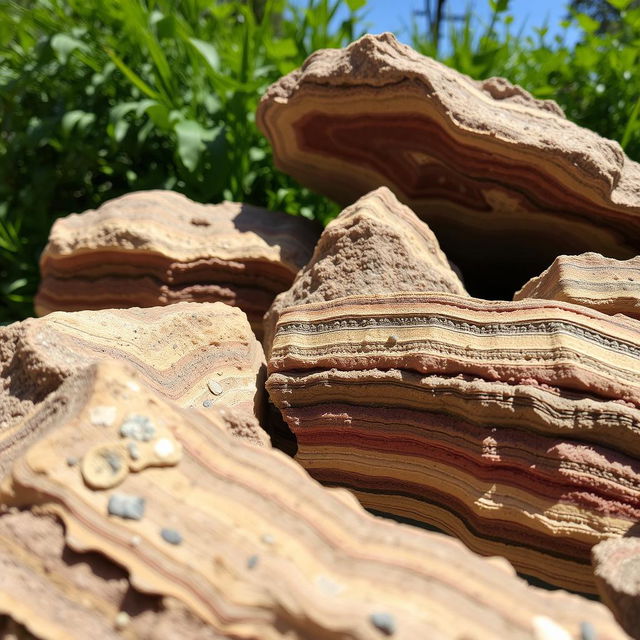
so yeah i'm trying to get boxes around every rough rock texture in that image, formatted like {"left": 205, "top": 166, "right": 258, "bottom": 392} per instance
{"left": 35, "top": 190, "right": 320, "bottom": 339}
{"left": 263, "top": 187, "right": 467, "bottom": 355}
{"left": 515, "top": 253, "right": 640, "bottom": 319}
{"left": 257, "top": 33, "right": 640, "bottom": 298}
{"left": 0, "top": 360, "right": 628, "bottom": 639}
{"left": 266, "top": 292, "right": 640, "bottom": 593}
{"left": 0, "top": 302, "right": 266, "bottom": 477}
{"left": 592, "top": 536, "right": 640, "bottom": 639}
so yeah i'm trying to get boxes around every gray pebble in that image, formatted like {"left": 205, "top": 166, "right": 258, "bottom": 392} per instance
{"left": 261, "top": 533, "right": 275, "bottom": 545}
{"left": 108, "top": 494, "right": 146, "bottom": 520}
{"left": 369, "top": 612, "right": 396, "bottom": 636}
{"left": 104, "top": 450, "right": 122, "bottom": 472}
{"left": 580, "top": 621, "right": 597, "bottom": 640}
{"left": 202, "top": 399, "right": 212, "bottom": 408}
{"left": 119, "top": 414, "right": 156, "bottom": 441}
{"left": 247, "top": 554, "right": 259, "bottom": 569}
{"left": 66, "top": 456, "right": 78, "bottom": 467}
{"left": 386, "top": 335, "right": 398, "bottom": 346}
{"left": 127, "top": 441, "right": 140, "bottom": 461}
{"left": 207, "top": 380, "right": 223, "bottom": 395}
{"left": 160, "top": 527, "right": 182, "bottom": 545}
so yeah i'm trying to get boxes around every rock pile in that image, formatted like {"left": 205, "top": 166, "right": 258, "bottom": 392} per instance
{"left": 2, "top": 30, "right": 639, "bottom": 640}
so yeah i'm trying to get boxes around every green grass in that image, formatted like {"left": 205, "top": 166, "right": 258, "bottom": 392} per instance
{"left": 1, "top": 0, "right": 639, "bottom": 323}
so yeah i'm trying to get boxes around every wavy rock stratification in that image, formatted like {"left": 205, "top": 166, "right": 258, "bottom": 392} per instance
{"left": 257, "top": 33, "right": 640, "bottom": 297}
{"left": 592, "top": 536, "right": 640, "bottom": 638}
{"left": 263, "top": 186, "right": 466, "bottom": 355}
{"left": 267, "top": 292, "right": 640, "bottom": 593}
{"left": 0, "top": 360, "right": 628, "bottom": 639}
{"left": 0, "top": 302, "right": 266, "bottom": 477}
{"left": 36, "top": 190, "right": 319, "bottom": 338}
{"left": 515, "top": 253, "right": 640, "bottom": 319}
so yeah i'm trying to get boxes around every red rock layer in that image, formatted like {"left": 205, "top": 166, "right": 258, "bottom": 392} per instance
{"left": 515, "top": 252, "right": 640, "bottom": 319}
{"left": 0, "top": 360, "right": 627, "bottom": 639}
{"left": 263, "top": 186, "right": 466, "bottom": 355}
{"left": 257, "top": 33, "right": 640, "bottom": 297}
{"left": 0, "top": 302, "right": 267, "bottom": 478}
{"left": 267, "top": 292, "right": 640, "bottom": 593}
{"left": 36, "top": 190, "right": 319, "bottom": 338}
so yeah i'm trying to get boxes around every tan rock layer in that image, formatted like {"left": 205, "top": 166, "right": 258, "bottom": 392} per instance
{"left": 263, "top": 186, "right": 466, "bottom": 355}
{"left": 515, "top": 252, "right": 640, "bottom": 319}
{"left": 0, "top": 302, "right": 267, "bottom": 478}
{"left": 266, "top": 292, "right": 640, "bottom": 592}
{"left": 257, "top": 33, "right": 640, "bottom": 297}
{"left": 0, "top": 360, "right": 628, "bottom": 639}
{"left": 36, "top": 190, "right": 319, "bottom": 338}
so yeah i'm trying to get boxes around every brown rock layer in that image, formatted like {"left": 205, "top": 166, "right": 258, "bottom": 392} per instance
{"left": 0, "top": 302, "right": 266, "bottom": 477}
{"left": 257, "top": 33, "right": 640, "bottom": 298}
{"left": 36, "top": 190, "right": 319, "bottom": 338}
{"left": 263, "top": 186, "right": 466, "bottom": 355}
{"left": 0, "top": 360, "right": 627, "bottom": 639}
{"left": 266, "top": 292, "right": 640, "bottom": 593}
{"left": 515, "top": 253, "right": 640, "bottom": 319}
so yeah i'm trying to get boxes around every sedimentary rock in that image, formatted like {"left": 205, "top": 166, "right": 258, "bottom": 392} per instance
{"left": 35, "top": 190, "right": 319, "bottom": 338}
{"left": 515, "top": 253, "right": 640, "bottom": 319}
{"left": 257, "top": 33, "right": 640, "bottom": 298}
{"left": 592, "top": 536, "right": 640, "bottom": 638}
{"left": 267, "top": 292, "right": 640, "bottom": 593}
{"left": 263, "top": 187, "right": 466, "bottom": 355}
{"left": 0, "top": 360, "right": 627, "bottom": 639}
{"left": 0, "top": 302, "right": 266, "bottom": 477}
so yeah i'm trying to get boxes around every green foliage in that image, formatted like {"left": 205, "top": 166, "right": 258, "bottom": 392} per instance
{"left": 1, "top": 0, "right": 640, "bottom": 324}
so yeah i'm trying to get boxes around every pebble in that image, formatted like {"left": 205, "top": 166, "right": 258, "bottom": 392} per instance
{"left": 202, "top": 399, "right": 212, "bottom": 408}
{"left": 66, "top": 456, "right": 78, "bottom": 467}
{"left": 154, "top": 438, "right": 175, "bottom": 459}
{"left": 580, "top": 621, "right": 597, "bottom": 640}
{"left": 247, "top": 554, "right": 259, "bottom": 569}
{"left": 261, "top": 533, "right": 275, "bottom": 545}
{"left": 532, "top": 616, "right": 572, "bottom": 640}
{"left": 386, "top": 335, "right": 398, "bottom": 346}
{"left": 114, "top": 611, "right": 130, "bottom": 630}
{"left": 369, "top": 612, "right": 396, "bottom": 636}
{"left": 130, "top": 535, "right": 142, "bottom": 547}
{"left": 127, "top": 441, "right": 140, "bottom": 461}
{"left": 120, "top": 414, "right": 156, "bottom": 441}
{"left": 126, "top": 381, "right": 140, "bottom": 392}
{"left": 207, "top": 380, "right": 223, "bottom": 395}
{"left": 160, "top": 528, "right": 183, "bottom": 545}
{"left": 108, "top": 494, "right": 146, "bottom": 520}
{"left": 89, "top": 405, "right": 117, "bottom": 427}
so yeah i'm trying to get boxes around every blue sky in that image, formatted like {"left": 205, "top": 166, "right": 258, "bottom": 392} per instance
{"left": 325, "top": 0, "right": 581, "bottom": 48}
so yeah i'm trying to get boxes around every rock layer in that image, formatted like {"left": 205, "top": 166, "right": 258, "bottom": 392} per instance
{"left": 0, "top": 360, "right": 628, "bottom": 639}
{"left": 263, "top": 186, "right": 466, "bottom": 355}
{"left": 592, "top": 536, "right": 640, "bottom": 639}
{"left": 267, "top": 292, "right": 640, "bottom": 593}
{"left": 515, "top": 253, "right": 640, "bottom": 319}
{"left": 0, "top": 302, "right": 266, "bottom": 477}
{"left": 36, "top": 190, "right": 319, "bottom": 338}
{"left": 257, "top": 33, "right": 640, "bottom": 298}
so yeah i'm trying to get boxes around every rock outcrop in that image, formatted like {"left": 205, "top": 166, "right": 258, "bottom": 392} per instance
{"left": 36, "top": 190, "right": 319, "bottom": 339}
{"left": 263, "top": 187, "right": 466, "bottom": 355}
{"left": 592, "top": 536, "right": 640, "bottom": 638}
{"left": 0, "top": 360, "right": 627, "bottom": 639}
{"left": 257, "top": 33, "right": 640, "bottom": 298}
{"left": 267, "top": 292, "right": 640, "bottom": 593}
{"left": 515, "top": 253, "right": 640, "bottom": 319}
{"left": 0, "top": 302, "right": 267, "bottom": 477}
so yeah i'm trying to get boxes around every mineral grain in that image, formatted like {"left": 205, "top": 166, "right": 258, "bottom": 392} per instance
{"left": 515, "top": 253, "right": 640, "bottom": 319}
{"left": 0, "top": 302, "right": 266, "bottom": 477}
{"left": 267, "top": 292, "right": 640, "bottom": 593}
{"left": 0, "top": 360, "right": 627, "bottom": 639}
{"left": 257, "top": 33, "right": 640, "bottom": 297}
{"left": 36, "top": 190, "right": 319, "bottom": 338}
{"left": 263, "top": 187, "right": 466, "bottom": 355}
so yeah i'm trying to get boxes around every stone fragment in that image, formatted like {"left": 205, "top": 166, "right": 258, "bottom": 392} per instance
{"left": 515, "top": 253, "right": 640, "bottom": 320}
{"left": 257, "top": 33, "right": 640, "bottom": 298}
{"left": 0, "top": 302, "right": 267, "bottom": 477}
{"left": 0, "top": 360, "right": 626, "bottom": 638}
{"left": 35, "top": 190, "right": 320, "bottom": 339}
{"left": 267, "top": 292, "right": 640, "bottom": 593}
{"left": 263, "top": 186, "right": 466, "bottom": 355}
{"left": 592, "top": 535, "right": 640, "bottom": 638}
{"left": 107, "top": 493, "right": 146, "bottom": 520}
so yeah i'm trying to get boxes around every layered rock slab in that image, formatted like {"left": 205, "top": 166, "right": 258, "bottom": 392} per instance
{"left": 592, "top": 536, "right": 640, "bottom": 638}
{"left": 263, "top": 186, "right": 466, "bottom": 355}
{"left": 515, "top": 253, "right": 640, "bottom": 319}
{"left": 35, "top": 190, "right": 319, "bottom": 339}
{"left": 257, "top": 33, "right": 640, "bottom": 298}
{"left": 267, "top": 292, "right": 640, "bottom": 593}
{"left": 0, "top": 302, "right": 267, "bottom": 477}
{"left": 0, "top": 360, "right": 628, "bottom": 639}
